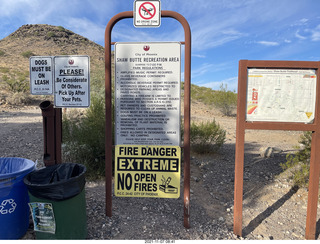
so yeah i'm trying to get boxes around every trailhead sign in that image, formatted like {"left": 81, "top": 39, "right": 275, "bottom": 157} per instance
{"left": 114, "top": 42, "right": 181, "bottom": 198}
{"left": 115, "top": 42, "right": 181, "bottom": 146}
{"left": 29, "top": 56, "right": 53, "bottom": 95}
{"left": 54, "top": 56, "right": 90, "bottom": 108}
{"left": 246, "top": 68, "right": 317, "bottom": 123}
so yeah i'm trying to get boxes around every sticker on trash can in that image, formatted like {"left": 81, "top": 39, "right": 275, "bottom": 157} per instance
{"left": 28, "top": 202, "right": 56, "bottom": 234}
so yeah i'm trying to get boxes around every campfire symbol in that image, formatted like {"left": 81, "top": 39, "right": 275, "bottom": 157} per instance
{"left": 159, "top": 176, "right": 178, "bottom": 194}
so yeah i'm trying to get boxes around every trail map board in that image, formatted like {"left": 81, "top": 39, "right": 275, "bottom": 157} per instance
{"left": 246, "top": 68, "right": 317, "bottom": 123}
{"left": 234, "top": 60, "right": 320, "bottom": 239}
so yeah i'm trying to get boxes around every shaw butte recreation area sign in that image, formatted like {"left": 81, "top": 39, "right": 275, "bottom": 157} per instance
{"left": 115, "top": 42, "right": 181, "bottom": 146}
{"left": 114, "top": 42, "right": 181, "bottom": 199}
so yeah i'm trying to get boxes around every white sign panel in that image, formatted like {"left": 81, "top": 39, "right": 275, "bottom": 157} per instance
{"left": 134, "top": 0, "right": 161, "bottom": 27}
{"left": 54, "top": 56, "right": 90, "bottom": 108}
{"left": 115, "top": 42, "right": 181, "bottom": 146}
{"left": 246, "top": 68, "right": 317, "bottom": 123}
{"left": 29, "top": 56, "right": 53, "bottom": 95}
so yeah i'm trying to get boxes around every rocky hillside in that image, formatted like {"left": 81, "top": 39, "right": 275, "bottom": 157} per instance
{"left": 0, "top": 24, "right": 105, "bottom": 104}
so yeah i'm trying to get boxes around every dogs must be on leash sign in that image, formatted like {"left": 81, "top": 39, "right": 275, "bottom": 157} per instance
{"left": 29, "top": 56, "right": 53, "bottom": 95}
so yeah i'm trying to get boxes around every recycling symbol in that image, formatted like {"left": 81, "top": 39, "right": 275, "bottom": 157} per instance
{"left": 0, "top": 199, "right": 17, "bottom": 214}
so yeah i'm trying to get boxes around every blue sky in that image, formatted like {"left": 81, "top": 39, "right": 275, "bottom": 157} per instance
{"left": 1, "top": 0, "right": 320, "bottom": 91}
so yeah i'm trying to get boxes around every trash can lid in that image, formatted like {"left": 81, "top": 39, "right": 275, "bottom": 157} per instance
{"left": 24, "top": 163, "right": 86, "bottom": 201}
{"left": 0, "top": 157, "right": 35, "bottom": 180}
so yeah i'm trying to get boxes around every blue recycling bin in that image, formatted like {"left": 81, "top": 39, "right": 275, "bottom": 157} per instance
{"left": 0, "top": 157, "right": 35, "bottom": 239}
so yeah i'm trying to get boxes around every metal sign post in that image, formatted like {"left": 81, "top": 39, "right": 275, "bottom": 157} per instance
{"left": 233, "top": 60, "right": 320, "bottom": 239}
{"left": 105, "top": 10, "right": 191, "bottom": 228}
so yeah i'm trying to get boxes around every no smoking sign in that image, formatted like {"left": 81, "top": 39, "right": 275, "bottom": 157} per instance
{"left": 134, "top": 0, "right": 161, "bottom": 27}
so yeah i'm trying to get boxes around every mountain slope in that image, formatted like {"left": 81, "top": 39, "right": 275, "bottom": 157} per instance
{"left": 0, "top": 24, "right": 105, "bottom": 103}
{"left": 0, "top": 24, "right": 105, "bottom": 70}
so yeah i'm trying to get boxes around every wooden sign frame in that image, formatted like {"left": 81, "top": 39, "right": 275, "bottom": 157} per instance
{"left": 233, "top": 60, "right": 320, "bottom": 239}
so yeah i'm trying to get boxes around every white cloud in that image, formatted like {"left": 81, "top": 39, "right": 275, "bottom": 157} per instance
{"left": 257, "top": 41, "right": 280, "bottom": 46}
{"left": 299, "top": 18, "right": 309, "bottom": 24}
{"left": 291, "top": 18, "right": 309, "bottom": 27}
{"left": 0, "top": 0, "right": 31, "bottom": 17}
{"left": 295, "top": 30, "right": 307, "bottom": 40}
{"left": 310, "top": 24, "right": 320, "bottom": 41}
{"left": 192, "top": 62, "right": 230, "bottom": 78}
{"left": 64, "top": 18, "right": 106, "bottom": 44}
{"left": 197, "top": 77, "right": 238, "bottom": 92}
{"left": 192, "top": 63, "right": 215, "bottom": 78}
{"left": 192, "top": 54, "right": 206, "bottom": 58}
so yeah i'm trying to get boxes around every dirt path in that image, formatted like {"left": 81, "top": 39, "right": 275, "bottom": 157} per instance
{"left": 1, "top": 104, "right": 319, "bottom": 240}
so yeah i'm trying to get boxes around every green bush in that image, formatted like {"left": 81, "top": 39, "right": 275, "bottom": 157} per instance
{"left": 47, "top": 32, "right": 56, "bottom": 38}
{"left": 189, "top": 120, "right": 226, "bottom": 154}
{"left": 281, "top": 131, "right": 311, "bottom": 187}
{"left": 21, "top": 50, "right": 35, "bottom": 58}
{"left": 4, "top": 71, "right": 29, "bottom": 93}
{"left": 6, "top": 92, "right": 32, "bottom": 105}
{"left": 90, "top": 68, "right": 105, "bottom": 99}
{"left": 212, "top": 83, "right": 237, "bottom": 116}
{"left": 189, "top": 82, "right": 237, "bottom": 116}
{"left": 57, "top": 26, "right": 65, "bottom": 32}
{"left": 0, "top": 67, "right": 9, "bottom": 73}
{"left": 62, "top": 96, "right": 107, "bottom": 179}
{"left": 190, "top": 84, "right": 215, "bottom": 104}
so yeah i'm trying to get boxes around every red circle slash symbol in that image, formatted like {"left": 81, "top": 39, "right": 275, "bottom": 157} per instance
{"left": 139, "top": 2, "right": 156, "bottom": 20}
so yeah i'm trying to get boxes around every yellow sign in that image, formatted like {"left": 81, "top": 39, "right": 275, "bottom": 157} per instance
{"left": 114, "top": 145, "right": 181, "bottom": 198}
{"left": 306, "top": 112, "right": 313, "bottom": 119}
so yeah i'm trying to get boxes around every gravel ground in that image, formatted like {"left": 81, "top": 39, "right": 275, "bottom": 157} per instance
{"left": 1, "top": 105, "right": 320, "bottom": 240}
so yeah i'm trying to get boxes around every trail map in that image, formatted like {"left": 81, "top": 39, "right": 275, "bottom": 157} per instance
{"left": 246, "top": 68, "right": 317, "bottom": 123}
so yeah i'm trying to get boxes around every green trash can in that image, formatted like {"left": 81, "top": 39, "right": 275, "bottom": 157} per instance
{"left": 23, "top": 163, "right": 87, "bottom": 240}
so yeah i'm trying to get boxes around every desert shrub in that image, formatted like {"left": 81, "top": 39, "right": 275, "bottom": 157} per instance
{"left": 4, "top": 71, "right": 29, "bottom": 93}
{"left": 57, "top": 26, "right": 65, "bottom": 32}
{"left": 47, "top": 32, "right": 56, "bottom": 38}
{"left": 0, "top": 50, "right": 5, "bottom": 56}
{"left": 212, "top": 83, "right": 237, "bottom": 116}
{"left": 189, "top": 83, "right": 237, "bottom": 116}
{"left": 6, "top": 92, "right": 32, "bottom": 105}
{"left": 62, "top": 96, "right": 107, "bottom": 179}
{"left": 21, "top": 50, "right": 35, "bottom": 58}
{"left": 90, "top": 68, "right": 105, "bottom": 99}
{"left": 281, "top": 131, "right": 311, "bottom": 187}
{"left": 190, "top": 84, "right": 215, "bottom": 104}
{"left": 189, "top": 120, "right": 226, "bottom": 154}
{"left": 0, "top": 67, "right": 9, "bottom": 73}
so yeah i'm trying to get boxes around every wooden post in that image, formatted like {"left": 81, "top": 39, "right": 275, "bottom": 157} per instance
{"left": 234, "top": 60, "right": 320, "bottom": 239}
{"left": 233, "top": 60, "right": 247, "bottom": 236}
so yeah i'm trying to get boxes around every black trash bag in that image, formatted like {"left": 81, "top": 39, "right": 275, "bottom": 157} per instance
{"left": 24, "top": 163, "right": 86, "bottom": 201}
